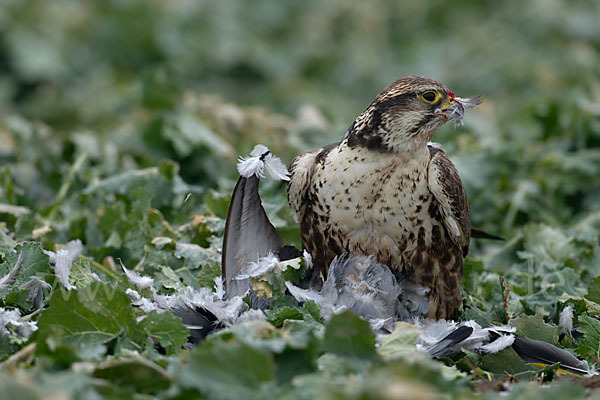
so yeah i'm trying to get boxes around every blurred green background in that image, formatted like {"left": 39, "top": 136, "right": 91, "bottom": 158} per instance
{"left": 1, "top": 0, "right": 599, "bottom": 242}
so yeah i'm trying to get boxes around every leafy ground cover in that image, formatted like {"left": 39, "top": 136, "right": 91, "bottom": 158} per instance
{"left": 1, "top": 0, "right": 600, "bottom": 398}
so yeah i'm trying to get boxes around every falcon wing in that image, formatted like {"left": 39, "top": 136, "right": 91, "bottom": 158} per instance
{"left": 287, "top": 149, "right": 320, "bottom": 224}
{"left": 287, "top": 143, "right": 339, "bottom": 224}
{"left": 427, "top": 146, "right": 471, "bottom": 256}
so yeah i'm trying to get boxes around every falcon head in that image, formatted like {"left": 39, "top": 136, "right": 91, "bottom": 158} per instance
{"left": 347, "top": 76, "right": 481, "bottom": 153}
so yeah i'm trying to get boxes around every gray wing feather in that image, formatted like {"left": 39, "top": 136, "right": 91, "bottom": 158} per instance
{"left": 222, "top": 176, "right": 284, "bottom": 298}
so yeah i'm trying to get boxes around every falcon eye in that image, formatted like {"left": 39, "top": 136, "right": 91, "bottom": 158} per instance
{"left": 420, "top": 91, "right": 438, "bottom": 103}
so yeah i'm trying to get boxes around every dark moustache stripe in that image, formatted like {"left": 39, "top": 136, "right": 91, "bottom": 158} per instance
{"left": 409, "top": 113, "right": 436, "bottom": 136}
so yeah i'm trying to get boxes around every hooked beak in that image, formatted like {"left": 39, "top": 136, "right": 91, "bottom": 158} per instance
{"left": 434, "top": 95, "right": 482, "bottom": 126}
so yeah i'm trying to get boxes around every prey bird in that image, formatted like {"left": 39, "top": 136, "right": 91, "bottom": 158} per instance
{"left": 287, "top": 76, "right": 481, "bottom": 319}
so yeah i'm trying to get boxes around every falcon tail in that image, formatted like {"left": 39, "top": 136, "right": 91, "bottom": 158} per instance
{"left": 471, "top": 227, "right": 504, "bottom": 241}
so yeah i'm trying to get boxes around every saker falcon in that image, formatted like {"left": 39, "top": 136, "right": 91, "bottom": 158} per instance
{"left": 287, "top": 76, "right": 481, "bottom": 319}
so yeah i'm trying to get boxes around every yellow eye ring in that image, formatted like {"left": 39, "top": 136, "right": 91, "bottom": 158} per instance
{"left": 419, "top": 90, "right": 440, "bottom": 104}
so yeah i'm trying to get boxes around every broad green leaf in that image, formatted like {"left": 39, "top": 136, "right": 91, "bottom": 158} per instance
{"left": 0, "top": 230, "right": 16, "bottom": 255}
{"left": 510, "top": 314, "right": 559, "bottom": 345}
{"left": 478, "top": 347, "right": 534, "bottom": 378}
{"left": 140, "top": 311, "right": 189, "bottom": 355}
{"left": 178, "top": 341, "right": 275, "bottom": 399}
{"left": 0, "top": 242, "right": 50, "bottom": 297}
{"left": 174, "top": 242, "right": 220, "bottom": 269}
{"left": 0, "top": 374, "right": 39, "bottom": 400}
{"left": 36, "top": 282, "right": 145, "bottom": 360}
{"left": 69, "top": 258, "right": 98, "bottom": 288}
{"left": 323, "top": 311, "right": 377, "bottom": 361}
{"left": 92, "top": 354, "right": 172, "bottom": 394}
{"left": 585, "top": 275, "right": 600, "bottom": 304}
{"left": 377, "top": 322, "right": 422, "bottom": 360}
{"left": 576, "top": 315, "right": 600, "bottom": 360}
{"left": 489, "top": 380, "right": 586, "bottom": 400}
{"left": 265, "top": 306, "right": 303, "bottom": 328}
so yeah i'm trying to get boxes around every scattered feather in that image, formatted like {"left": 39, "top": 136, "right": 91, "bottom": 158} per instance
{"left": 236, "top": 309, "right": 267, "bottom": 324}
{"left": 0, "top": 250, "right": 24, "bottom": 291}
{"left": 0, "top": 307, "right": 38, "bottom": 338}
{"left": 126, "top": 288, "right": 161, "bottom": 313}
{"left": 559, "top": 305, "right": 573, "bottom": 335}
{"left": 235, "top": 253, "right": 280, "bottom": 280}
{"left": 14, "top": 320, "right": 38, "bottom": 339}
{"left": 455, "top": 95, "right": 483, "bottom": 109}
{"left": 19, "top": 276, "right": 51, "bottom": 291}
{"left": 263, "top": 154, "right": 290, "bottom": 181}
{"left": 415, "top": 319, "right": 458, "bottom": 351}
{"left": 303, "top": 250, "right": 313, "bottom": 270}
{"left": 237, "top": 156, "right": 265, "bottom": 179}
{"left": 20, "top": 276, "right": 51, "bottom": 310}
{"left": 480, "top": 333, "right": 515, "bottom": 354}
{"left": 120, "top": 260, "right": 154, "bottom": 289}
{"left": 44, "top": 240, "right": 83, "bottom": 291}
{"left": 427, "top": 141, "right": 443, "bottom": 150}
{"left": 44, "top": 240, "right": 83, "bottom": 265}
{"left": 214, "top": 276, "right": 225, "bottom": 300}
{"left": 54, "top": 249, "right": 76, "bottom": 290}
{"left": 237, "top": 144, "right": 289, "bottom": 181}
{"left": 285, "top": 281, "right": 324, "bottom": 304}
{"left": 0, "top": 308, "right": 22, "bottom": 335}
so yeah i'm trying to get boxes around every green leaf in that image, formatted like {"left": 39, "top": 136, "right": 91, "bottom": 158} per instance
{"left": 265, "top": 306, "right": 303, "bottom": 328}
{"left": 140, "top": 311, "right": 189, "bottom": 355}
{"left": 162, "top": 112, "right": 233, "bottom": 158}
{"left": 323, "top": 311, "right": 377, "bottom": 361}
{"left": 195, "top": 262, "right": 221, "bottom": 288}
{"left": 69, "top": 258, "right": 97, "bottom": 288}
{"left": 0, "top": 374, "right": 39, "bottom": 400}
{"left": 585, "top": 275, "right": 600, "bottom": 304}
{"left": 36, "top": 282, "right": 145, "bottom": 361}
{"left": 0, "top": 242, "right": 50, "bottom": 297}
{"left": 0, "top": 334, "right": 15, "bottom": 362}
{"left": 495, "top": 381, "right": 586, "bottom": 399}
{"left": 576, "top": 315, "right": 600, "bottom": 359}
{"left": 178, "top": 341, "right": 275, "bottom": 399}
{"left": 174, "top": 242, "right": 220, "bottom": 269}
{"left": 211, "top": 320, "right": 318, "bottom": 354}
{"left": 300, "top": 300, "right": 322, "bottom": 323}
{"left": 478, "top": 347, "right": 535, "bottom": 378}
{"left": 510, "top": 314, "right": 559, "bottom": 344}
{"left": 156, "top": 265, "right": 185, "bottom": 291}
{"left": 0, "top": 230, "right": 16, "bottom": 255}
{"left": 377, "top": 322, "right": 422, "bottom": 360}
{"left": 205, "top": 191, "right": 231, "bottom": 220}
{"left": 92, "top": 354, "right": 171, "bottom": 394}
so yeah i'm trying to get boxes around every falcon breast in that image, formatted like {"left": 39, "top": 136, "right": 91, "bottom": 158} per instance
{"left": 287, "top": 76, "right": 477, "bottom": 319}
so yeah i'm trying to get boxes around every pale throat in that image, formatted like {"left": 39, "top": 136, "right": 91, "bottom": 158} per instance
{"left": 380, "top": 112, "right": 443, "bottom": 154}
{"left": 381, "top": 127, "right": 436, "bottom": 155}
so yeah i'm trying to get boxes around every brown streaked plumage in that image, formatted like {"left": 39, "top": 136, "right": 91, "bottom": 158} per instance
{"left": 287, "top": 76, "right": 475, "bottom": 319}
